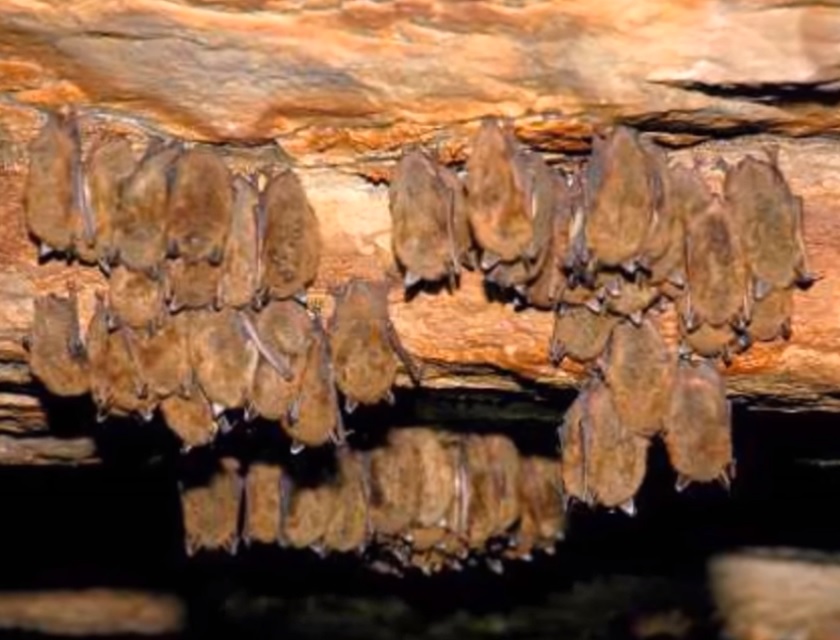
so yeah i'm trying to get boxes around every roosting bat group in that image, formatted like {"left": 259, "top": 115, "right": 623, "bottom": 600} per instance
{"left": 23, "top": 110, "right": 419, "bottom": 453}
{"left": 180, "top": 427, "right": 564, "bottom": 576}
{"left": 389, "top": 118, "right": 813, "bottom": 511}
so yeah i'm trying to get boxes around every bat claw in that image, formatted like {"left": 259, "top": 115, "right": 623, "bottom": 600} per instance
{"left": 675, "top": 474, "right": 692, "bottom": 492}
{"left": 384, "top": 390, "right": 396, "bottom": 406}
{"left": 290, "top": 440, "right": 305, "bottom": 455}
{"left": 403, "top": 271, "right": 422, "bottom": 290}
{"left": 344, "top": 397, "right": 359, "bottom": 414}
{"left": 38, "top": 242, "right": 54, "bottom": 261}
{"left": 480, "top": 251, "right": 501, "bottom": 272}
{"left": 210, "top": 402, "right": 225, "bottom": 418}
{"left": 618, "top": 498, "right": 636, "bottom": 517}
{"left": 628, "top": 310, "right": 643, "bottom": 327}
{"left": 585, "top": 297, "right": 604, "bottom": 314}
{"left": 753, "top": 277, "right": 773, "bottom": 301}
{"left": 293, "top": 290, "right": 308, "bottom": 306}
{"left": 486, "top": 558, "right": 504, "bottom": 575}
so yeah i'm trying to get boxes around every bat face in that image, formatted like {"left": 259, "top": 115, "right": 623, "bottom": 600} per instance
{"left": 188, "top": 308, "right": 259, "bottom": 412}
{"left": 76, "top": 137, "right": 137, "bottom": 267}
{"left": 27, "top": 291, "right": 90, "bottom": 397}
{"left": 663, "top": 359, "right": 733, "bottom": 489}
{"left": 107, "top": 265, "right": 165, "bottom": 332}
{"left": 129, "top": 311, "right": 192, "bottom": 399}
{"left": 329, "top": 279, "right": 419, "bottom": 409}
{"left": 684, "top": 194, "right": 750, "bottom": 330}
{"left": 603, "top": 319, "right": 676, "bottom": 438}
{"left": 366, "top": 430, "right": 422, "bottom": 537}
{"left": 584, "top": 126, "right": 660, "bottom": 273}
{"left": 163, "top": 259, "right": 223, "bottom": 312}
{"left": 465, "top": 118, "right": 532, "bottom": 263}
{"left": 259, "top": 169, "right": 321, "bottom": 301}
{"left": 159, "top": 386, "right": 217, "bottom": 450}
{"left": 550, "top": 305, "right": 619, "bottom": 365}
{"left": 246, "top": 300, "right": 312, "bottom": 422}
{"left": 323, "top": 450, "right": 368, "bottom": 553}
{"left": 218, "top": 176, "right": 261, "bottom": 309}
{"left": 389, "top": 149, "right": 462, "bottom": 289}
{"left": 242, "top": 462, "right": 283, "bottom": 546}
{"left": 112, "top": 143, "right": 180, "bottom": 276}
{"left": 165, "top": 148, "right": 233, "bottom": 265}
{"left": 724, "top": 154, "right": 813, "bottom": 294}
{"left": 24, "top": 112, "right": 77, "bottom": 256}
{"left": 561, "top": 379, "right": 648, "bottom": 511}
{"left": 747, "top": 287, "right": 793, "bottom": 343}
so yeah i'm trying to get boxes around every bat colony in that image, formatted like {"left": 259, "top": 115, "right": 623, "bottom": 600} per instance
{"left": 22, "top": 110, "right": 814, "bottom": 572}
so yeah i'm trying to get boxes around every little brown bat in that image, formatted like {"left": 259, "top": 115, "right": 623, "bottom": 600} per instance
{"left": 663, "top": 359, "right": 734, "bottom": 490}
{"left": 111, "top": 141, "right": 180, "bottom": 276}
{"left": 549, "top": 304, "right": 619, "bottom": 366}
{"left": 366, "top": 430, "right": 422, "bottom": 537}
{"left": 26, "top": 289, "right": 90, "bottom": 397}
{"left": 218, "top": 176, "right": 261, "bottom": 308}
{"left": 164, "top": 259, "right": 223, "bottom": 312}
{"left": 179, "top": 457, "right": 243, "bottom": 556}
{"left": 684, "top": 194, "right": 750, "bottom": 331}
{"left": 484, "top": 433, "right": 521, "bottom": 538}
{"left": 678, "top": 318, "right": 745, "bottom": 364}
{"left": 107, "top": 265, "right": 165, "bottom": 333}
{"left": 723, "top": 152, "right": 815, "bottom": 297}
{"left": 561, "top": 378, "right": 648, "bottom": 513}
{"left": 463, "top": 434, "right": 502, "bottom": 550}
{"left": 86, "top": 295, "right": 155, "bottom": 421}
{"left": 583, "top": 125, "right": 661, "bottom": 275}
{"left": 329, "top": 279, "right": 421, "bottom": 412}
{"left": 464, "top": 118, "right": 532, "bottom": 266}
{"left": 242, "top": 462, "right": 283, "bottom": 546}
{"left": 259, "top": 169, "right": 321, "bottom": 302}
{"left": 506, "top": 455, "right": 565, "bottom": 560}
{"left": 23, "top": 111, "right": 81, "bottom": 258}
{"left": 165, "top": 147, "right": 232, "bottom": 265}
{"left": 747, "top": 287, "right": 793, "bottom": 343}
{"left": 128, "top": 311, "right": 192, "bottom": 399}
{"left": 389, "top": 148, "right": 465, "bottom": 290}
{"left": 281, "top": 473, "right": 336, "bottom": 550}
{"left": 602, "top": 319, "right": 676, "bottom": 438}
{"left": 603, "top": 275, "right": 661, "bottom": 325}
{"left": 409, "top": 428, "right": 457, "bottom": 529}
{"left": 74, "top": 137, "right": 137, "bottom": 268}
{"left": 323, "top": 450, "right": 369, "bottom": 553}
{"left": 188, "top": 308, "right": 259, "bottom": 415}
{"left": 245, "top": 300, "right": 311, "bottom": 422}
{"left": 159, "top": 387, "right": 218, "bottom": 451}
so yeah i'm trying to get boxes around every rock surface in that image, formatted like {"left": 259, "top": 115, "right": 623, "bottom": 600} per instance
{"left": 2, "top": 1, "right": 840, "bottom": 433}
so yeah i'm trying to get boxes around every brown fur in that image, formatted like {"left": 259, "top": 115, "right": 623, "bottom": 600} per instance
{"left": 463, "top": 434, "right": 501, "bottom": 549}
{"left": 128, "top": 311, "right": 192, "bottom": 399}
{"left": 218, "top": 176, "right": 261, "bottom": 308}
{"left": 366, "top": 430, "right": 422, "bottom": 537}
{"left": 748, "top": 287, "right": 793, "bottom": 343}
{"left": 242, "top": 462, "right": 283, "bottom": 546}
{"left": 164, "top": 259, "right": 223, "bottom": 312}
{"left": 550, "top": 304, "right": 619, "bottom": 365}
{"left": 484, "top": 433, "right": 521, "bottom": 537}
{"left": 281, "top": 473, "right": 336, "bottom": 549}
{"left": 159, "top": 386, "right": 217, "bottom": 449}
{"left": 323, "top": 450, "right": 369, "bottom": 553}
{"left": 107, "top": 265, "right": 165, "bottom": 332}
{"left": 179, "top": 457, "right": 243, "bottom": 555}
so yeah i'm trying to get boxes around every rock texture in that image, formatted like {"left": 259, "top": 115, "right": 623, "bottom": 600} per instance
{"left": 3, "top": 1, "right": 840, "bottom": 433}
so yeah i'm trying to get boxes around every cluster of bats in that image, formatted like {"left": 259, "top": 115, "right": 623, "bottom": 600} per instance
{"left": 23, "top": 110, "right": 419, "bottom": 454}
{"left": 180, "top": 427, "right": 564, "bottom": 576}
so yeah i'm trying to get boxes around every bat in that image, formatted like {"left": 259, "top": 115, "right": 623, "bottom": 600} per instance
{"left": 280, "top": 315, "right": 346, "bottom": 451}
{"left": 26, "top": 288, "right": 90, "bottom": 397}
{"left": 165, "top": 147, "right": 232, "bottom": 265}
{"left": 188, "top": 308, "right": 259, "bottom": 415}
{"left": 280, "top": 469, "right": 337, "bottom": 550}
{"left": 583, "top": 125, "right": 661, "bottom": 276}
{"left": 549, "top": 304, "right": 619, "bottom": 366}
{"left": 747, "top": 287, "right": 793, "bottom": 343}
{"left": 409, "top": 428, "right": 457, "bottom": 529}
{"left": 244, "top": 300, "right": 311, "bottom": 422}
{"left": 107, "top": 265, "right": 165, "bottom": 333}
{"left": 111, "top": 141, "right": 180, "bottom": 277}
{"left": 603, "top": 275, "right": 661, "bottom": 325}
{"left": 242, "top": 462, "right": 283, "bottom": 547}
{"left": 464, "top": 118, "right": 532, "bottom": 266}
{"left": 483, "top": 433, "right": 521, "bottom": 539}
{"left": 218, "top": 176, "right": 261, "bottom": 308}
{"left": 561, "top": 378, "right": 648, "bottom": 513}
{"left": 683, "top": 194, "right": 750, "bottom": 331}
{"left": 179, "top": 457, "right": 243, "bottom": 556}
{"left": 329, "top": 279, "right": 421, "bottom": 412}
{"left": 259, "top": 169, "right": 321, "bottom": 302}
{"left": 74, "top": 137, "right": 137, "bottom": 269}
{"left": 159, "top": 386, "right": 218, "bottom": 451}
{"left": 723, "top": 151, "right": 815, "bottom": 297}
{"left": 322, "top": 450, "right": 369, "bottom": 553}
{"left": 163, "top": 259, "right": 223, "bottom": 312}
{"left": 128, "top": 311, "right": 192, "bottom": 399}
{"left": 663, "top": 359, "right": 733, "bottom": 491}
{"left": 388, "top": 148, "right": 465, "bottom": 291}
{"left": 365, "top": 429, "right": 422, "bottom": 538}
{"left": 463, "top": 434, "right": 501, "bottom": 550}
{"left": 505, "top": 455, "right": 565, "bottom": 560}
{"left": 678, "top": 318, "right": 745, "bottom": 365}
{"left": 23, "top": 110, "right": 80, "bottom": 258}
{"left": 602, "top": 319, "right": 676, "bottom": 438}
{"left": 86, "top": 295, "right": 155, "bottom": 421}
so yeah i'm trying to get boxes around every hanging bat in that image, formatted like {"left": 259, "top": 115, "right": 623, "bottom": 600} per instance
{"left": 107, "top": 265, "right": 165, "bottom": 333}
{"left": 602, "top": 319, "right": 676, "bottom": 438}
{"left": 663, "top": 359, "right": 734, "bottom": 491}
{"left": 463, "top": 434, "right": 503, "bottom": 550}
{"left": 179, "top": 457, "right": 243, "bottom": 556}
{"left": 603, "top": 276, "right": 661, "bottom": 325}
{"left": 323, "top": 450, "right": 369, "bottom": 553}
{"left": 408, "top": 428, "right": 457, "bottom": 530}
{"left": 484, "top": 433, "right": 521, "bottom": 539}
{"left": 506, "top": 454, "right": 565, "bottom": 560}
{"left": 549, "top": 304, "right": 619, "bottom": 366}
{"left": 111, "top": 141, "right": 180, "bottom": 277}
{"left": 259, "top": 169, "right": 321, "bottom": 302}
{"left": 242, "top": 461, "right": 283, "bottom": 547}
{"left": 159, "top": 386, "right": 218, "bottom": 451}
{"left": 723, "top": 151, "right": 815, "bottom": 298}
{"left": 583, "top": 125, "right": 661, "bottom": 276}
{"left": 164, "top": 259, "right": 223, "bottom": 312}
{"left": 23, "top": 110, "right": 82, "bottom": 259}
{"left": 75, "top": 137, "right": 137, "bottom": 269}
{"left": 128, "top": 311, "right": 192, "bottom": 399}
{"left": 678, "top": 318, "right": 745, "bottom": 365}
{"left": 218, "top": 176, "right": 261, "bottom": 308}
{"left": 365, "top": 429, "right": 422, "bottom": 538}
{"left": 280, "top": 468, "right": 337, "bottom": 550}
{"left": 329, "top": 278, "right": 421, "bottom": 413}
{"left": 747, "top": 287, "right": 793, "bottom": 343}
{"left": 188, "top": 308, "right": 259, "bottom": 416}
{"left": 25, "top": 288, "right": 90, "bottom": 397}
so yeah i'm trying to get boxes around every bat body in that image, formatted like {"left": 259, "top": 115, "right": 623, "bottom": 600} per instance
{"left": 129, "top": 311, "right": 192, "bottom": 399}
{"left": 323, "top": 450, "right": 368, "bottom": 553}
{"left": 219, "top": 176, "right": 261, "bottom": 308}
{"left": 747, "top": 287, "right": 793, "bottom": 343}
{"left": 159, "top": 388, "right": 217, "bottom": 450}
{"left": 179, "top": 457, "right": 243, "bottom": 555}
{"left": 550, "top": 305, "right": 619, "bottom": 365}
{"left": 164, "top": 259, "right": 222, "bottom": 312}
{"left": 242, "top": 462, "right": 283, "bottom": 546}
{"left": 604, "top": 276, "right": 661, "bottom": 325}
{"left": 281, "top": 472, "right": 336, "bottom": 550}
{"left": 366, "top": 430, "right": 422, "bottom": 537}
{"left": 107, "top": 265, "right": 165, "bottom": 332}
